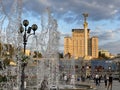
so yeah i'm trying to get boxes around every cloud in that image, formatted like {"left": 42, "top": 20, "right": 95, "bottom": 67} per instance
{"left": 100, "top": 40, "right": 120, "bottom": 54}
{"left": 1, "top": 0, "right": 120, "bottom": 54}
{"left": 91, "top": 28, "right": 120, "bottom": 41}
{"left": 2, "top": 0, "right": 120, "bottom": 22}
{"left": 90, "top": 28, "right": 120, "bottom": 54}
{"left": 98, "top": 31, "right": 114, "bottom": 40}
{"left": 21, "top": 0, "right": 120, "bottom": 23}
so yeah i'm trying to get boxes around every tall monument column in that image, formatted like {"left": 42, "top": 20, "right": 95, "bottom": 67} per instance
{"left": 83, "top": 13, "right": 88, "bottom": 57}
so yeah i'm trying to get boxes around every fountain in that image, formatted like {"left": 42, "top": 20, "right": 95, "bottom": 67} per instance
{"left": 0, "top": 0, "right": 22, "bottom": 90}
{"left": 36, "top": 8, "right": 60, "bottom": 90}
{"left": 0, "top": 0, "right": 93, "bottom": 90}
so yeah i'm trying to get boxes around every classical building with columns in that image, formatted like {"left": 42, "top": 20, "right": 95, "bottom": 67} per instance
{"left": 64, "top": 14, "right": 98, "bottom": 60}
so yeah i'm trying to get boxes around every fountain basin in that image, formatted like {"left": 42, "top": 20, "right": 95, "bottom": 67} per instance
{"left": 59, "top": 84, "right": 92, "bottom": 90}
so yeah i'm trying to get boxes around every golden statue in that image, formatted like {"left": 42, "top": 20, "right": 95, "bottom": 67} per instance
{"left": 83, "top": 13, "right": 88, "bottom": 23}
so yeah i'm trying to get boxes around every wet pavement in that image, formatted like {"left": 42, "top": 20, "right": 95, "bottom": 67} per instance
{"left": 94, "top": 80, "right": 120, "bottom": 90}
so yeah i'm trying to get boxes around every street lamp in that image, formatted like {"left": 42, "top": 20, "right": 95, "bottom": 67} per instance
{"left": 19, "top": 20, "right": 38, "bottom": 90}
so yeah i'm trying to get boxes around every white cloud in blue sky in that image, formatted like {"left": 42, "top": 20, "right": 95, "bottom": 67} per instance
{"left": 1, "top": 0, "right": 120, "bottom": 54}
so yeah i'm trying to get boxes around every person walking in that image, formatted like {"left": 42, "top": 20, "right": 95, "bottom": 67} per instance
{"left": 40, "top": 78, "right": 48, "bottom": 90}
{"left": 95, "top": 74, "right": 99, "bottom": 86}
{"left": 107, "top": 74, "right": 113, "bottom": 90}
{"left": 70, "top": 74, "right": 75, "bottom": 85}
{"left": 98, "top": 75, "right": 102, "bottom": 85}
{"left": 104, "top": 74, "right": 107, "bottom": 88}
{"left": 64, "top": 75, "right": 67, "bottom": 84}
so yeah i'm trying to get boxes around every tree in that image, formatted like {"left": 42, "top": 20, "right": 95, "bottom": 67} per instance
{"left": 0, "top": 43, "right": 15, "bottom": 58}
{"left": 4, "top": 44, "right": 15, "bottom": 58}
{"left": 59, "top": 52, "right": 63, "bottom": 58}
{"left": 33, "top": 51, "right": 42, "bottom": 58}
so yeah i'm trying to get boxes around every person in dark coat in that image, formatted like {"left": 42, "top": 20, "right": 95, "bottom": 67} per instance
{"left": 107, "top": 74, "right": 113, "bottom": 90}
{"left": 104, "top": 74, "right": 107, "bottom": 88}
{"left": 95, "top": 74, "right": 99, "bottom": 86}
{"left": 40, "top": 78, "right": 48, "bottom": 90}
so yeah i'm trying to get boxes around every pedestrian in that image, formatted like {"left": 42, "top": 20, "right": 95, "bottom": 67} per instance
{"left": 40, "top": 78, "right": 48, "bottom": 90}
{"left": 119, "top": 75, "right": 120, "bottom": 82}
{"left": 99, "top": 75, "right": 102, "bottom": 84}
{"left": 81, "top": 75, "right": 84, "bottom": 82}
{"left": 107, "top": 74, "right": 113, "bottom": 90}
{"left": 95, "top": 74, "right": 99, "bottom": 86}
{"left": 77, "top": 76, "right": 80, "bottom": 82}
{"left": 104, "top": 74, "right": 107, "bottom": 88}
{"left": 93, "top": 74, "right": 96, "bottom": 83}
{"left": 64, "top": 75, "right": 67, "bottom": 84}
{"left": 70, "top": 74, "right": 75, "bottom": 85}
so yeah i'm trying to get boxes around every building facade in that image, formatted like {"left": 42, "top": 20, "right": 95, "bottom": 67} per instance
{"left": 64, "top": 13, "right": 98, "bottom": 59}
{"left": 99, "top": 49, "right": 110, "bottom": 58}
{"left": 64, "top": 29, "right": 98, "bottom": 59}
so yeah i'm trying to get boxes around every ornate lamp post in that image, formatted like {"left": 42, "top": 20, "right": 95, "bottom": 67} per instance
{"left": 19, "top": 20, "right": 38, "bottom": 90}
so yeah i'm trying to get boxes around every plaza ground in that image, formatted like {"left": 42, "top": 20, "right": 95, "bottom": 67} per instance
{"left": 78, "top": 79, "right": 120, "bottom": 90}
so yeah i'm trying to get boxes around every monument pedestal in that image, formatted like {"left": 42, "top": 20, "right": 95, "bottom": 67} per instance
{"left": 83, "top": 56, "right": 91, "bottom": 60}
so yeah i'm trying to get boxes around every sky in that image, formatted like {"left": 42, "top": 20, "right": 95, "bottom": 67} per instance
{"left": 1, "top": 0, "right": 120, "bottom": 55}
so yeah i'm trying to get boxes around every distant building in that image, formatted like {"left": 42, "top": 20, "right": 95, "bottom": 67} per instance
{"left": 99, "top": 49, "right": 110, "bottom": 57}
{"left": 25, "top": 49, "right": 31, "bottom": 56}
{"left": 64, "top": 13, "right": 98, "bottom": 60}
{"left": 117, "top": 54, "right": 120, "bottom": 57}
{"left": 22, "top": 49, "right": 31, "bottom": 56}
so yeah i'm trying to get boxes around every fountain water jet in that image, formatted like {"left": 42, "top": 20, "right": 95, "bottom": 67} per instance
{"left": 36, "top": 8, "right": 60, "bottom": 90}
{"left": 0, "top": 0, "right": 22, "bottom": 90}
{"left": 0, "top": 1, "right": 93, "bottom": 89}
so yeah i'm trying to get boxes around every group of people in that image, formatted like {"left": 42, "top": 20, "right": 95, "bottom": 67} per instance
{"left": 104, "top": 74, "right": 113, "bottom": 90}
{"left": 94, "top": 74, "right": 102, "bottom": 86}
{"left": 94, "top": 73, "right": 113, "bottom": 90}
{"left": 64, "top": 74, "right": 75, "bottom": 85}
{"left": 63, "top": 73, "right": 113, "bottom": 90}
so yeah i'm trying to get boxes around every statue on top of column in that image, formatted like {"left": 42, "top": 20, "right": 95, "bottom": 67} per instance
{"left": 83, "top": 13, "right": 88, "bottom": 23}
{"left": 83, "top": 13, "right": 88, "bottom": 27}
